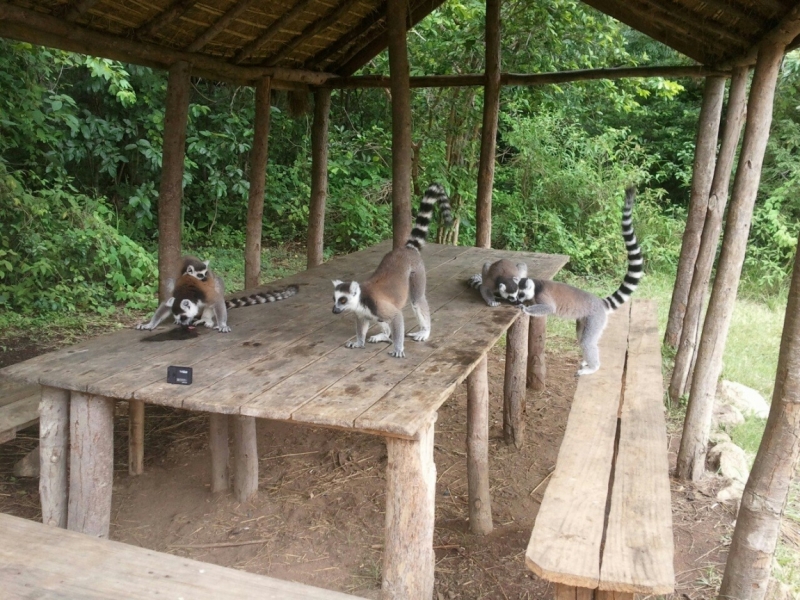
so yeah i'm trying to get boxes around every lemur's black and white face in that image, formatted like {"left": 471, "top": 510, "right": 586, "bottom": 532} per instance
{"left": 184, "top": 260, "right": 210, "bottom": 281}
{"left": 332, "top": 280, "right": 360, "bottom": 314}
{"left": 498, "top": 277, "right": 535, "bottom": 304}
{"left": 497, "top": 277, "right": 521, "bottom": 304}
{"left": 171, "top": 298, "right": 202, "bottom": 327}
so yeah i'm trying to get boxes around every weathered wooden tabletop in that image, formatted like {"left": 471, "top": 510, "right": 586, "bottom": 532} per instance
{"left": 1, "top": 242, "right": 567, "bottom": 440}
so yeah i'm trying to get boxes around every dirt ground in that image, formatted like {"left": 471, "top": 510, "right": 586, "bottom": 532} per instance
{"left": 0, "top": 329, "right": 737, "bottom": 599}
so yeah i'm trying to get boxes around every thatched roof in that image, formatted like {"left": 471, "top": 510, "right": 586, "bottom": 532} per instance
{"left": 0, "top": 0, "right": 797, "bottom": 88}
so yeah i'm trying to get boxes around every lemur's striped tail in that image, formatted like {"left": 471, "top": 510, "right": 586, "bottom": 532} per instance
{"left": 226, "top": 285, "right": 299, "bottom": 309}
{"left": 467, "top": 274, "right": 483, "bottom": 289}
{"left": 602, "top": 186, "right": 643, "bottom": 312}
{"left": 406, "top": 183, "right": 453, "bottom": 251}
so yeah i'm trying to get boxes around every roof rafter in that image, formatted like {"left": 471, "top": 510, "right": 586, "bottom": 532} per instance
{"left": 303, "top": 8, "right": 384, "bottom": 70}
{"left": 136, "top": 0, "right": 200, "bottom": 39}
{"left": 724, "top": 2, "right": 800, "bottom": 66}
{"left": 233, "top": 0, "right": 314, "bottom": 64}
{"left": 186, "top": 0, "right": 259, "bottom": 52}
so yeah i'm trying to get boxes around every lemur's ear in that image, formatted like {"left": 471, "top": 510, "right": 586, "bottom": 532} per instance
{"left": 203, "top": 260, "right": 210, "bottom": 267}
{"left": 332, "top": 279, "right": 343, "bottom": 287}
{"left": 349, "top": 281, "right": 360, "bottom": 294}
{"left": 512, "top": 277, "right": 520, "bottom": 284}
{"left": 498, "top": 283, "right": 507, "bottom": 293}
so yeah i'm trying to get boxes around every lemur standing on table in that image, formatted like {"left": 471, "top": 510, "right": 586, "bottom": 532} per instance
{"left": 468, "top": 259, "right": 529, "bottom": 306}
{"left": 516, "top": 186, "right": 643, "bottom": 376}
{"left": 136, "top": 256, "right": 298, "bottom": 333}
{"left": 331, "top": 183, "right": 453, "bottom": 358}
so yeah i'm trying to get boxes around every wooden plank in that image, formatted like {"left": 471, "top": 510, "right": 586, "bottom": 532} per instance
{"left": 600, "top": 300, "right": 675, "bottom": 594}
{"left": 0, "top": 513, "right": 360, "bottom": 599}
{"left": 525, "top": 303, "right": 631, "bottom": 589}
{"left": 0, "top": 393, "right": 39, "bottom": 438}
{"left": 0, "top": 379, "right": 40, "bottom": 407}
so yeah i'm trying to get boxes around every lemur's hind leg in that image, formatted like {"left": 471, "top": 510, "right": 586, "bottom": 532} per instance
{"left": 368, "top": 321, "right": 392, "bottom": 343}
{"left": 389, "top": 312, "right": 406, "bottom": 358}
{"left": 407, "top": 269, "right": 431, "bottom": 341}
{"left": 576, "top": 312, "right": 608, "bottom": 376}
{"left": 576, "top": 318, "right": 586, "bottom": 366}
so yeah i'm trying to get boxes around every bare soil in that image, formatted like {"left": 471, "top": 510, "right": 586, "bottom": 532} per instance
{"left": 0, "top": 330, "right": 737, "bottom": 599}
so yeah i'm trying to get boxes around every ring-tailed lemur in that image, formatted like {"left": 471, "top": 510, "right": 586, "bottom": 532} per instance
{"left": 332, "top": 183, "right": 453, "bottom": 358}
{"left": 467, "top": 259, "right": 529, "bottom": 306}
{"left": 136, "top": 257, "right": 298, "bottom": 333}
{"left": 517, "top": 186, "right": 643, "bottom": 375}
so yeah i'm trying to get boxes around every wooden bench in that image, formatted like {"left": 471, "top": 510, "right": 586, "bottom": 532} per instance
{"left": 0, "top": 378, "right": 39, "bottom": 444}
{"left": 0, "top": 512, "right": 360, "bottom": 599}
{"left": 526, "top": 300, "right": 674, "bottom": 599}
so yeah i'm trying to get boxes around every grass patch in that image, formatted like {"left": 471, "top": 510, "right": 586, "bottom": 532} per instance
{"left": 728, "top": 416, "right": 768, "bottom": 459}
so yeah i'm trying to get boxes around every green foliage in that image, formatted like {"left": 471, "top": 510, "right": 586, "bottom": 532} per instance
{"left": 0, "top": 164, "right": 156, "bottom": 313}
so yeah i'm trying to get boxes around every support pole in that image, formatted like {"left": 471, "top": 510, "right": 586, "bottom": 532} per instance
{"left": 504, "top": 314, "right": 529, "bottom": 448}
{"left": 128, "top": 399, "right": 145, "bottom": 475}
{"left": 157, "top": 61, "right": 191, "bottom": 302}
{"left": 527, "top": 316, "right": 547, "bottom": 390}
{"left": 382, "top": 415, "right": 436, "bottom": 599}
{"left": 669, "top": 67, "right": 748, "bottom": 403}
{"left": 67, "top": 392, "right": 115, "bottom": 538}
{"left": 677, "top": 43, "right": 784, "bottom": 481}
{"left": 307, "top": 87, "right": 331, "bottom": 268}
{"left": 233, "top": 415, "right": 258, "bottom": 502}
{"left": 386, "top": 0, "right": 412, "bottom": 249}
{"left": 245, "top": 76, "right": 272, "bottom": 289}
{"left": 664, "top": 76, "right": 726, "bottom": 348}
{"left": 466, "top": 354, "right": 493, "bottom": 534}
{"left": 39, "top": 387, "right": 70, "bottom": 528}
{"left": 475, "top": 0, "right": 501, "bottom": 248}
{"left": 719, "top": 228, "right": 800, "bottom": 598}
{"left": 209, "top": 413, "right": 230, "bottom": 493}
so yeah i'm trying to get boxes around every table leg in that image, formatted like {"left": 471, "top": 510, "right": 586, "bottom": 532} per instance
{"left": 209, "top": 413, "right": 230, "bottom": 493}
{"left": 504, "top": 314, "right": 529, "bottom": 449}
{"left": 555, "top": 584, "right": 595, "bottom": 600}
{"left": 527, "top": 315, "right": 547, "bottom": 390}
{"left": 39, "top": 386, "right": 70, "bottom": 528}
{"left": 466, "top": 354, "right": 493, "bottom": 534}
{"left": 233, "top": 415, "right": 258, "bottom": 502}
{"left": 382, "top": 416, "right": 436, "bottom": 600}
{"left": 67, "top": 392, "right": 114, "bottom": 538}
{"left": 128, "top": 399, "right": 145, "bottom": 475}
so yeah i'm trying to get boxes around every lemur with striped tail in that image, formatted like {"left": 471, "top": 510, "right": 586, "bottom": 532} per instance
{"left": 518, "top": 186, "right": 643, "bottom": 376}
{"left": 467, "top": 259, "right": 529, "bottom": 306}
{"left": 332, "top": 183, "right": 453, "bottom": 358}
{"left": 136, "top": 256, "right": 298, "bottom": 333}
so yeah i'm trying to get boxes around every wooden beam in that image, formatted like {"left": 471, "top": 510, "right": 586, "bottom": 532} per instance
{"left": 209, "top": 413, "right": 230, "bottom": 493}
{"left": 263, "top": 0, "right": 362, "bottom": 67}
{"left": 303, "top": 9, "right": 384, "bottom": 70}
{"left": 694, "top": 0, "right": 768, "bottom": 32}
{"left": 39, "top": 387, "right": 70, "bottom": 528}
{"left": 677, "top": 42, "right": 784, "bottom": 481}
{"left": 136, "top": 0, "right": 199, "bottom": 39}
{"left": 527, "top": 316, "right": 546, "bottom": 390}
{"left": 307, "top": 87, "right": 331, "bottom": 269}
{"left": 63, "top": 0, "right": 99, "bottom": 22}
{"left": 128, "top": 399, "right": 145, "bottom": 475}
{"left": 233, "top": 0, "right": 314, "bottom": 64}
{"left": 503, "top": 315, "right": 529, "bottom": 448}
{"left": 387, "top": 0, "right": 413, "bottom": 250}
{"left": 633, "top": 0, "right": 750, "bottom": 47}
{"left": 475, "top": 0, "right": 501, "bottom": 249}
{"left": 233, "top": 416, "right": 258, "bottom": 502}
{"left": 327, "top": 66, "right": 730, "bottom": 89}
{"left": 186, "top": 0, "right": 259, "bottom": 52}
{"left": 724, "top": 3, "right": 800, "bottom": 66}
{"left": 0, "top": 3, "right": 336, "bottom": 87}
{"left": 664, "top": 76, "right": 726, "bottom": 352}
{"left": 466, "top": 355, "right": 493, "bottom": 534}
{"left": 245, "top": 77, "right": 272, "bottom": 289}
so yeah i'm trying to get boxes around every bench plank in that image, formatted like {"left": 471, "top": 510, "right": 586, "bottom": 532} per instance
{"left": 0, "top": 379, "right": 40, "bottom": 442}
{"left": 525, "top": 303, "right": 631, "bottom": 589}
{"left": 0, "top": 513, "right": 358, "bottom": 599}
{"left": 600, "top": 300, "right": 675, "bottom": 594}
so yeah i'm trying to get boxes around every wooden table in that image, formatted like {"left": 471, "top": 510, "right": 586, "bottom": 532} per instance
{"left": 1, "top": 241, "right": 567, "bottom": 600}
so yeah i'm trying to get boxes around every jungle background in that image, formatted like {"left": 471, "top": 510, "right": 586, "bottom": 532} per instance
{"left": 0, "top": 0, "right": 798, "bottom": 594}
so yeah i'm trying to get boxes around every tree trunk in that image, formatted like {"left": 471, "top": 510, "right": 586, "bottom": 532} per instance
{"left": 307, "top": 87, "right": 331, "bottom": 268}
{"left": 157, "top": 61, "right": 191, "bottom": 302}
{"left": 387, "top": 0, "right": 412, "bottom": 250}
{"left": 718, "top": 226, "right": 800, "bottom": 599}
{"left": 503, "top": 315, "right": 529, "bottom": 448}
{"left": 466, "top": 354, "right": 493, "bottom": 534}
{"left": 669, "top": 67, "right": 749, "bottom": 403}
{"left": 664, "top": 76, "right": 726, "bottom": 348}
{"left": 245, "top": 76, "right": 271, "bottom": 289}
{"left": 677, "top": 44, "right": 784, "bottom": 481}
{"left": 475, "top": 0, "right": 501, "bottom": 249}
{"left": 128, "top": 399, "right": 145, "bottom": 475}
{"left": 527, "top": 315, "right": 547, "bottom": 390}
{"left": 233, "top": 415, "right": 258, "bottom": 502}
{"left": 39, "top": 387, "right": 70, "bottom": 528}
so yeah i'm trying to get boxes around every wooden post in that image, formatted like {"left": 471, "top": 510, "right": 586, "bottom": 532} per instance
{"left": 386, "top": 0, "right": 412, "bottom": 249}
{"left": 669, "top": 67, "right": 748, "bottom": 403}
{"left": 382, "top": 415, "right": 436, "bottom": 599}
{"left": 475, "top": 0, "right": 501, "bottom": 248}
{"left": 67, "top": 392, "right": 115, "bottom": 538}
{"left": 504, "top": 314, "right": 529, "bottom": 448}
{"left": 307, "top": 87, "right": 331, "bottom": 268}
{"left": 466, "top": 354, "right": 493, "bottom": 534}
{"left": 664, "top": 76, "right": 726, "bottom": 348}
{"left": 527, "top": 315, "right": 546, "bottom": 390}
{"left": 233, "top": 415, "right": 258, "bottom": 502}
{"left": 128, "top": 399, "right": 145, "bottom": 475}
{"left": 719, "top": 228, "right": 800, "bottom": 598}
{"left": 209, "top": 413, "right": 230, "bottom": 493}
{"left": 245, "top": 76, "right": 272, "bottom": 289}
{"left": 677, "top": 43, "right": 784, "bottom": 481}
{"left": 157, "top": 60, "right": 191, "bottom": 302}
{"left": 39, "top": 387, "right": 70, "bottom": 528}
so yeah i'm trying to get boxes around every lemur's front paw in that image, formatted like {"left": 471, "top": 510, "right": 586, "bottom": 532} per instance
{"left": 345, "top": 341, "right": 365, "bottom": 349}
{"left": 389, "top": 349, "right": 406, "bottom": 358}
{"left": 368, "top": 334, "right": 391, "bottom": 343}
{"left": 487, "top": 300, "right": 500, "bottom": 307}
{"left": 135, "top": 323, "right": 155, "bottom": 330}
{"left": 216, "top": 325, "right": 232, "bottom": 333}
{"left": 407, "top": 330, "right": 429, "bottom": 342}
